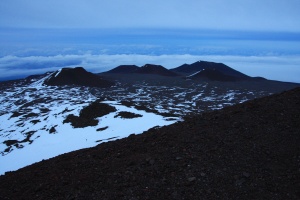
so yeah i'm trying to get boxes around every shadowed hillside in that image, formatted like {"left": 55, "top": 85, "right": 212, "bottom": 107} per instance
{"left": 44, "top": 67, "right": 114, "bottom": 87}
{"left": 106, "top": 65, "right": 139, "bottom": 73}
{"left": 136, "top": 64, "right": 178, "bottom": 76}
{"left": 171, "top": 60, "right": 250, "bottom": 80}
{"left": 186, "top": 68, "right": 241, "bottom": 81}
{"left": 0, "top": 87, "right": 299, "bottom": 199}
{"left": 104, "top": 64, "right": 178, "bottom": 77}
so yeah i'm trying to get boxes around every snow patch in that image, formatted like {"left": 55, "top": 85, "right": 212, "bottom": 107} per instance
{"left": 0, "top": 86, "right": 179, "bottom": 175}
{"left": 186, "top": 69, "right": 204, "bottom": 78}
{"left": 28, "top": 72, "right": 55, "bottom": 88}
{"left": 55, "top": 69, "right": 62, "bottom": 77}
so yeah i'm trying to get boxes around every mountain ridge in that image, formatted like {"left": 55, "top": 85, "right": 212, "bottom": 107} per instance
{"left": 0, "top": 60, "right": 297, "bottom": 84}
{"left": 103, "top": 60, "right": 258, "bottom": 81}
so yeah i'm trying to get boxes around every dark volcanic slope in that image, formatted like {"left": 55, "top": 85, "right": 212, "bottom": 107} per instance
{"left": 188, "top": 68, "right": 242, "bottom": 82}
{"left": 171, "top": 60, "right": 250, "bottom": 79}
{"left": 1, "top": 88, "right": 300, "bottom": 199}
{"left": 136, "top": 64, "right": 178, "bottom": 76}
{"left": 104, "top": 64, "right": 178, "bottom": 77}
{"left": 44, "top": 67, "right": 114, "bottom": 87}
{"left": 106, "top": 65, "right": 139, "bottom": 73}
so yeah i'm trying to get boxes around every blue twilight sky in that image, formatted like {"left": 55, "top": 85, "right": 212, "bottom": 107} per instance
{"left": 1, "top": 0, "right": 300, "bottom": 31}
{"left": 0, "top": 0, "right": 300, "bottom": 82}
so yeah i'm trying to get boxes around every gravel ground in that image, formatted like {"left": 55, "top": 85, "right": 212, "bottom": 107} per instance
{"left": 0, "top": 87, "right": 299, "bottom": 200}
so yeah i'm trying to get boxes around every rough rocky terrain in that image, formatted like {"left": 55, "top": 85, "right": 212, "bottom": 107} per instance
{"left": 0, "top": 87, "right": 299, "bottom": 199}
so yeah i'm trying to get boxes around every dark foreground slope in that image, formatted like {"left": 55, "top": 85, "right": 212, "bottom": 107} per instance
{"left": 1, "top": 88, "right": 300, "bottom": 200}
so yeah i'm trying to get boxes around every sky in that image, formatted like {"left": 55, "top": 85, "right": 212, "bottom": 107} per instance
{"left": 0, "top": 0, "right": 300, "bottom": 82}
{"left": 1, "top": 0, "right": 300, "bottom": 31}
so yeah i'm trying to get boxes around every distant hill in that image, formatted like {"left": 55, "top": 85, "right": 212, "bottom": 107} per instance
{"left": 136, "top": 64, "right": 178, "bottom": 76}
{"left": 44, "top": 67, "right": 114, "bottom": 87}
{"left": 106, "top": 65, "right": 139, "bottom": 73}
{"left": 171, "top": 60, "right": 250, "bottom": 80}
{"left": 105, "top": 60, "right": 252, "bottom": 81}
{"left": 104, "top": 64, "right": 178, "bottom": 77}
{"left": 186, "top": 68, "right": 242, "bottom": 82}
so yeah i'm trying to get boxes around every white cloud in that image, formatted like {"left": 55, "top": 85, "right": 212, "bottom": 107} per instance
{"left": 1, "top": 54, "right": 300, "bottom": 83}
